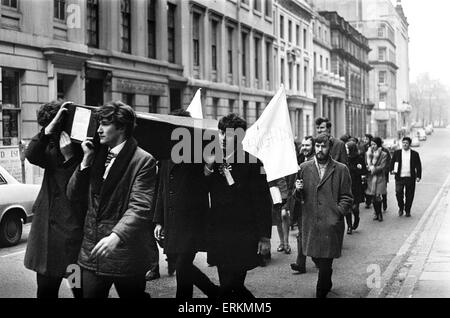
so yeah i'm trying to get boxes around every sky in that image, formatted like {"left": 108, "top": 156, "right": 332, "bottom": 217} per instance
{"left": 400, "top": 0, "right": 450, "bottom": 87}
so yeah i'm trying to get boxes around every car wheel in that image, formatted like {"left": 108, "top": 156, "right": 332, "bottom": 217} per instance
{"left": 0, "top": 213, "right": 23, "bottom": 247}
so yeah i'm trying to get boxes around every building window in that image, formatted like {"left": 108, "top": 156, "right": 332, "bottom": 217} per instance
{"left": 243, "top": 100, "right": 248, "bottom": 120}
{"left": 54, "top": 0, "right": 65, "bottom": 20}
{"left": 279, "top": 15, "right": 284, "bottom": 39}
{"left": 288, "top": 62, "right": 293, "bottom": 90}
{"left": 266, "top": 42, "right": 271, "bottom": 82}
{"left": 253, "top": 0, "right": 261, "bottom": 11}
{"left": 192, "top": 12, "right": 201, "bottom": 67}
{"left": 303, "top": 28, "right": 307, "bottom": 49}
{"left": 229, "top": 99, "right": 235, "bottom": 113}
{"left": 167, "top": 3, "right": 176, "bottom": 63}
{"left": 148, "top": 0, "right": 156, "bottom": 58}
{"left": 2, "top": 0, "right": 18, "bottom": 8}
{"left": 149, "top": 95, "right": 159, "bottom": 113}
{"left": 320, "top": 55, "right": 323, "bottom": 70}
{"left": 379, "top": 92, "right": 387, "bottom": 102}
{"left": 296, "top": 64, "right": 300, "bottom": 91}
{"left": 318, "top": 26, "right": 321, "bottom": 40}
{"left": 391, "top": 71, "right": 396, "bottom": 88}
{"left": 378, "top": 24, "right": 385, "bottom": 37}
{"left": 122, "top": 93, "right": 134, "bottom": 108}
{"left": 1, "top": 69, "right": 20, "bottom": 146}
{"left": 288, "top": 20, "right": 292, "bottom": 42}
{"left": 325, "top": 58, "right": 329, "bottom": 71}
{"left": 306, "top": 114, "right": 310, "bottom": 136}
{"left": 254, "top": 37, "right": 260, "bottom": 80}
{"left": 265, "top": 0, "right": 272, "bottom": 17}
{"left": 303, "top": 65, "right": 307, "bottom": 92}
{"left": 227, "top": 27, "right": 233, "bottom": 74}
{"left": 280, "top": 58, "right": 285, "bottom": 85}
{"left": 242, "top": 32, "right": 248, "bottom": 77}
{"left": 212, "top": 98, "right": 219, "bottom": 119}
{"left": 378, "top": 47, "right": 386, "bottom": 61}
{"left": 86, "top": 0, "right": 99, "bottom": 48}
{"left": 379, "top": 71, "right": 386, "bottom": 84}
{"left": 211, "top": 20, "right": 218, "bottom": 71}
{"left": 120, "top": 0, "right": 131, "bottom": 53}
{"left": 256, "top": 102, "right": 261, "bottom": 118}
{"left": 296, "top": 25, "right": 300, "bottom": 46}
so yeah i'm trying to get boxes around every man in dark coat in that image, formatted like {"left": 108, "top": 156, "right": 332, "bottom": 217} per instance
{"left": 204, "top": 114, "right": 272, "bottom": 299}
{"left": 295, "top": 133, "right": 353, "bottom": 298}
{"left": 390, "top": 137, "right": 422, "bottom": 217}
{"left": 67, "top": 101, "right": 157, "bottom": 298}
{"left": 153, "top": 109, "right": 219, "bottom": 299}
{"left": 24, "top": 101, "right": 85, "bottom": 298}
{"left": 315, "top": 117, "right": 348, "bottom": 165}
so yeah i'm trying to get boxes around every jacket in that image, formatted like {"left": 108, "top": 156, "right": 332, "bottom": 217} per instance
{"left": 390, "top": 149, "right": 422, "bottom": 181}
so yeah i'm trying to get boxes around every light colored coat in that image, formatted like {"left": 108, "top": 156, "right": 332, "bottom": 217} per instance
{"left": 297, "top": 159, "right": 353, "bottom": 259}
{"left": 365, "top": 150, "right": 388, "bottom": 196}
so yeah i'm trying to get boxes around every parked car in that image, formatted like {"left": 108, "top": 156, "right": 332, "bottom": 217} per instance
{"left": 417, "top": 129, "right": 427, "bottom": 141}
{"left": 383, "top": 138, "right": 400, "bottom": 156}
{"left": 410, "top": 136, "right": 420, "bottom": 147}
{"left": 0, "top": 165, "right": 40, "bottom": 247}
{"left": 425, "top": 125, "right": 433, "bottom": 135}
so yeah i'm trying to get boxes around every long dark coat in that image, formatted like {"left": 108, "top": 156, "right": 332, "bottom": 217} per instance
{"left": 24, "top": 131, "right": 85, "bottom": 277}
{"left": 347, "top": 154, "right": 368, "bottom": 204}
{"left": 152, "top": 161, "right": 209, "bottom": 254}
{"left": 67, "top": 138, "right": 157, "bottom": 277}
{"left": 206, "top": 153, "right": 272, "bottom": 271}
{"left": 297, "top": 159, "right": 353, "bottom": 259}
{"left": 330, "top": 137, "right": 348, "bottom": 165}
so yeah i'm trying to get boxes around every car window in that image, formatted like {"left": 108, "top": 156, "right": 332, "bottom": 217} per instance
{"left": 0, "top": 174, "right": 7, "bottom": 185}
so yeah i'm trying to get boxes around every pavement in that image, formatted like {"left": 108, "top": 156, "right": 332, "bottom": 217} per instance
{"left": 368, "top": 172, "right": 450, "bottom": 298}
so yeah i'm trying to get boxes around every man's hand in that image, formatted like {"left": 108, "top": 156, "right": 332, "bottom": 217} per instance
{"left": 80, "top": 139, "right": 95, "bottom": 168}
{"left": 369, "top": 166, "right": 376, "bottom": 174}
{"left": 416, "top": 178, "right": 421, "bottom": 183}
{"left": 204, "top": 153, "right": 216, "bottom": 176}
{"left": 59, "top": 131, "right": 73, "bottom": 162}
{"left": 258, "top": 237, "right": 271, "bottom": 256}
{"left": 154, "top": 224, "right": 164, "bottom": 241}
{"left": 44, "top": 101, "right": 72, "bottom": 135}
{"left": 90, "top": 233, "right": 121, "bottom": 260}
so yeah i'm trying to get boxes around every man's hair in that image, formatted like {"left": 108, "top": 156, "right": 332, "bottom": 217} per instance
{"left": 96, "top": 101, "right": 137, "bottom": 138}
{"left": 340, "top": 133, "right": 351, "bottom": 143}
{"left": 346, "top": 141, "right": 359, "bottom": 158}
{"left": 372, "top": 137, "right": 383, "bottom": 148}
{"left": 170, "top": 109, "right": 191, "bottom": 117}
{"left": 402, "top": 137, "right": 412, "bottom": 145}
{"left": 315, "top": 133, "right": 331, "bottom": 146}
{"left": 37, "top": 100, "right": 63, "bottom": 128}
{"left": 365, "top": 134, "right": 373, "bottom": 141}
{"left": 303, "top": 135, "right": 315, "bottom": 147}
{"left": 218, "top": 113, "right": 247, "bottom": 131}
{"left": 315, "top": 117, "right": 332, "bottom": 129}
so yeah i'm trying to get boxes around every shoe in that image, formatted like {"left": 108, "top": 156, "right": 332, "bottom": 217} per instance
{"left": 145, "top": 270, "right": 161, "bottom": 281}
{"left": 277, "top": 244, "right": 285, "bottom": 252}
{"left": 405, "top": 212, "right": 411, "bottom": 217}
{"left": 378, "top": 214, "right": 383, "bottom": 222}
{"left": 284, "top": 245, "right": 292, "bottom": 254}
{"left": 352, "top": 217, "right": 360, "bottom": 230}
{"left": 290, "top": 263, "right": 306, "bottom": 274}
{"left": 398, "top": 209, "right": 404, "bottom": 217}
{"left": 373, "top": 214, "right": 379, "bottom": 221}
{"left": 347, "top": 227, "right": 352, "bottom": 235}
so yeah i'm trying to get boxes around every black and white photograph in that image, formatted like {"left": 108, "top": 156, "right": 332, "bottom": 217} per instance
{"left": 1, "top": 0, "right": 450, "bottom": 306}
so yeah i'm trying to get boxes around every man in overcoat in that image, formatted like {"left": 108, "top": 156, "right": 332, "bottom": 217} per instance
{"left": 24, "top": 101, "right": 85, "bottom": 298}
{"left": 295, "top": 133, "right": 353, "bottom": 298}
{"left": 67, "top": 101, "right": 157, "bottom": 298}
{"left": 204, "top": 113, "right": 272, "bottom": 299}
{"left": 153, "top": 109, "right": 219, "bottom": 298}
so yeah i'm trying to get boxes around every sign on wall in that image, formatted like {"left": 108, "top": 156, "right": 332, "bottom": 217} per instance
{"left": 0, "top": 146, "right": 22, "bottom": 181}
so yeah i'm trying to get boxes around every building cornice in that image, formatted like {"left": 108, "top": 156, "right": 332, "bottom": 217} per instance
{"left": 369, "top": 60, "right": 399, "bottom": 70}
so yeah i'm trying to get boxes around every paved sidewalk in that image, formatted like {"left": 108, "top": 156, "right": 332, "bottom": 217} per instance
{"left": 378, "top": 176, "right": 450, "bottom": 298}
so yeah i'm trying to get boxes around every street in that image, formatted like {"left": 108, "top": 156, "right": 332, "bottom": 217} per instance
{"left": 1, "top": 129, "right": 450, "bottom": 298}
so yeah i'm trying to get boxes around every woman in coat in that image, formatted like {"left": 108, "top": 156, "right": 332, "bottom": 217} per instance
{"left": 345, "top": 141, "right": 368, "bottom": 234}
{"left": 365, "top": 137, "right": 388, "bottom": 222}
{"left": 24, "top": 101, "right": 85, "bottom": 298}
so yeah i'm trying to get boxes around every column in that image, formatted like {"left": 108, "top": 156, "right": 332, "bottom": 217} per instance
{"left": 131, "top": 0, "right": 147, "bottom": 57}
{"left": 156, "top": 0, "right": 168, "bottom": 62}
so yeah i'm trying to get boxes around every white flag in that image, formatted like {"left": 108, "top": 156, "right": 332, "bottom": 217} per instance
{"left": 242, "top": 85, "right": 298, "bottom": 182}
{"left": 186, "top": 89, "right": 203, "bottom": 119}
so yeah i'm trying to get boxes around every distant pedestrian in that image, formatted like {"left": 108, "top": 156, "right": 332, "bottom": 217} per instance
{"left": 365, "top": 137, "right": 388, "bottom": 222}
{"left": 204, "top": 114, "right": 272, "bottom": 299}
{"left": 295, "top": 133, "right": 353, "bottom": 298}
{"left": 362, "top": 134, "right": 374, "bottom": 208}
{"left": 390, "top": 137, "right": 422, "bottom": 217}
{"left": 24, "top": 101, "right": 84, "bottom": 299}
{"left": 381, "top": 142, "right": 392, "bottom": 212}
{"left": 345, "top": 141, "right": 368, "bottom": 234}
{"left": 67, "top": 101, "right": 156, "bottom": 298}
{"left": 315, "top": 117, "right": 348, "bottom": 164}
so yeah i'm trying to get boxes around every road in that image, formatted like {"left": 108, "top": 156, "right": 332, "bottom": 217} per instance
{"left": 1, "top": 129, "right": 450, "bottom": 298}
